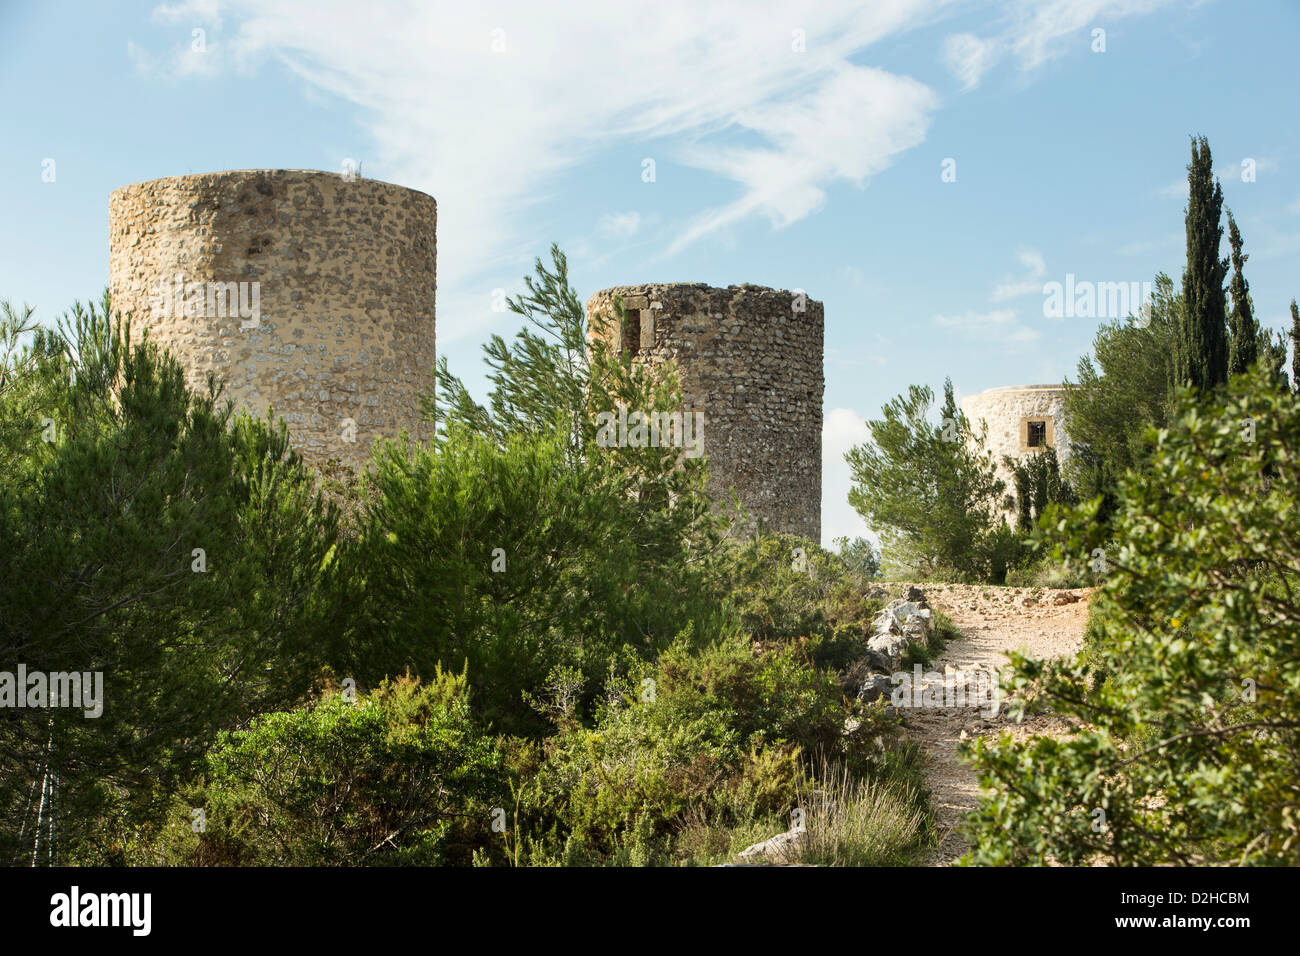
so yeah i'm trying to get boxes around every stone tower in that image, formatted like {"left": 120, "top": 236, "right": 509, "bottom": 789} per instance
{"left": 585, "top": 283, "right": 823, "bottom": 541}
{"left": 108, "top": 169, "right": 436, "bottom": 468}
{"left": 959, "top": 384, "right": 1070, "bottom": 490}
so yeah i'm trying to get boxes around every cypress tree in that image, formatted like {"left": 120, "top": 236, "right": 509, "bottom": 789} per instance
{"left": 1225, "top": 211, "right": 1258, "bottom": 376}
{"left": 1291, "top": 299, "right": 1300, "bottom": 392}
{"left": 1176, "top": 136, "right": 1229, "bottom": 392}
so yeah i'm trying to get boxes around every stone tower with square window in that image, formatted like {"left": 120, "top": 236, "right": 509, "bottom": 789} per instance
{"left": 585, "top": 283, "right": 824, "bottom": 541}
{"left": 959, "top": 384, "right": 1070, "bottom": 497}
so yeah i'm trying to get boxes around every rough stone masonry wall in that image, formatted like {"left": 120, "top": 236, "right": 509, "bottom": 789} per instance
{"left": 585, "top": 283, "right": 823, "bottom": 541}
{"left": 109, "top": 169, "right": 436, "bottom": 468}
{"left": 959, "top": 385, "right": 1070, "bottom": 491}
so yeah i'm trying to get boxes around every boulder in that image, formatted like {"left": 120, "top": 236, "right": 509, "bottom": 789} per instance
{"left": 902, "top": 621, "right": 929, "bottom": 641}
{"left": 867, "top": 631, "right": 910, "bottom": 672}
{"left": 737, "top": 827, "right": 808, "bottom": 864}
{"left": 857, "top": 673, "right": 893, "bottom": 703}
{"left": 883, "top": 599, "right": 933, "bottom": 626}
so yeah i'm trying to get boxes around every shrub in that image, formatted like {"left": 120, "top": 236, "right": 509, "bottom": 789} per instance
{"left": 963, "top": 365, "right": 1300, "bottom": 865}
{"left": 834, "top": 535, "right": 881, "bottom": 579}
{"left": 710, "top": 532, "right": 883, "bottom": 673}
{"left": 507, "top": 632, "right": 913, "bottom": 865}
{"left": 159, "top": 672, "right": 504, "bottom": 866}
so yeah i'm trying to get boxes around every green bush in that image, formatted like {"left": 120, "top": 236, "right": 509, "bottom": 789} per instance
{"left": 159, "top": 671, "right": 504, "bottom": 866}
{"left": 963, "top": 365, "right": 1300, "bottom": 865}
{"left": 0, "top": 252, "right": 932, "bottom": 869}
{"left": 344, "top": 246, "right": 725, "bottom": 738}
{"left": 710, "top": 532, "right": 884, "bottom": 673}
{"left": 504, "top": 633, "right": 916, "bottom": 865}
{"left": 834, "top": 535, "right": 881, "bottom": 579}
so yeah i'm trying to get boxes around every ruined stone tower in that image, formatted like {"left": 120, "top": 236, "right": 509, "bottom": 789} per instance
{"left": 585, "top": 283, "right": 823, "bottom": 541}
{"left": 108, "top": 169, "right": 436, "bottom": 467}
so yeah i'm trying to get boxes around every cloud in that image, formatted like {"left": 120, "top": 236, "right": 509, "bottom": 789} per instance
{"left": 824, "top": 406, "right": 872, "bottom": 457}
{"left": 1156, "top": 178, "right": 1188, "bottom": 200}
{"left": 934, "top": 308, "right": 1041, "bottom": 343}
{"left": 1117, "top": 232, "right": 1180, "bottom": 256}
{"left": 941, "top": 0, "right": 1185, "bottom": 91}
{"left": 131, "top": 0, "right": 948, "bottom": 339}
{"left": 128, "top": 0, "right": 224, "bottom": 77}
{"left": 127, "top": 34, "right": 220, "bottom": 78}
{"left": 1156, "top": 155, "right": 1278, "bottom": 201}
{"left": 991, "top": 247, "right": 1047, "bottom": 300}
{"left": 934, "top": 248, "right": 1045, "bottom": 344}
{"left": 943, "top": 32, "right": 1001, "bottom": 91}
{"left": 597, "top": 212, "right": 642, "bottom": 239}
{"left": 1216, "top": 156, "right": 1278, "bottom": 184}
{"left": 839, "top": 265, "right": 869, "bottom": 287}
{"left": 668, "top": 65, "right": 939, "bottom": 255}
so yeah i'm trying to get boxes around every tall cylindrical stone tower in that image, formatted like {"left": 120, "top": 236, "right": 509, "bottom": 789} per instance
{"left": 108, "top": 169, "right": 436, "bottom": 468}
{"left": 585, "top": 283, "right": 823, "bottom": 541}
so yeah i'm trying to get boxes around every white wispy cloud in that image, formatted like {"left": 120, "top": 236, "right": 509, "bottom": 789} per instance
{"left": 1156, "top": 155, "right": 1278, "bottom": 201}
{"left": 991, "top": 247, "right": 1047, "bottom": 300}
{"left": 933, "top": 247, "right": 1045, "bottom": 345}
{"left": 128, "top": 0, "right": 225, "bottom": 77}
{"left": 1117, "top": 232, "right": 1180, "bottom": 256}
{"left": 941, "top": 0, "right": 1185, "bottom": 91}
{"left": 130, "top": 0, "right": 952, "bottom": 340}
{"left": 596, "top": 212, "right": 642, "bottom": 239}
{"left": 1216, "top": 156, "right": 1278, "bottom": 184}
{"left": 1156, "top": 177, "right": 1188, "bottom": 200}
{"left": 669, "top": 65, "right": 939, "bottom": 255}
{"left": 934, "top": 308, "right": 1040, "bottom": 343}
{"left": 943, "top": 32, "right": 1001, "bottom": 91}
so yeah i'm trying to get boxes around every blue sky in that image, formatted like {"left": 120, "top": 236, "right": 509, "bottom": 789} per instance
{"left": 2, "top": 0, "right": 1298, "bottom": 546}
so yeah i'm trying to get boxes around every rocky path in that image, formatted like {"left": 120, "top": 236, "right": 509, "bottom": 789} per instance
{"left": 901, "top": 583, "right": 1092, "bottom": 865}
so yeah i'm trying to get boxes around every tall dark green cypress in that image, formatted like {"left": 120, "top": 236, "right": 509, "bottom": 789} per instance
{"left": 1291, "top": 298, "right": 1300, "bottom": 392}
{"left": 1225, "top": 211, "right": 1258, "bottom": 376}
{"left": 1176, "top": 136, "right": 1229, "bottom": 392}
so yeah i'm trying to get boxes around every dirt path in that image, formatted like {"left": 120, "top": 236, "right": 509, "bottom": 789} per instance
{"left": 901, "top": 583, "right": 1092, "bottom": 865}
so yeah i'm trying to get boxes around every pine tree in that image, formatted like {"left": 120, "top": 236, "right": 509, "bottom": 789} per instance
{"left": 1064, "top": 273, "right": 1180, "bottom": 522}
{"left": 1008, "top": 447, "right": 1074, "bottom": 533}
{"left": 1225, "top": 211, "right": 1258, "bottom": 376}
{"left": 0, "top": 295, "right": 344, "bottom": 863}
{"left": 1291, "top": 299, "right": 1300, "bottom": 392}
{"left": 846, "top": 377, "right": 1006, "bottom": 580}
{"left": 1175, "top": 136, "right": 1229, "bottom": 392}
